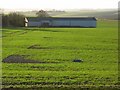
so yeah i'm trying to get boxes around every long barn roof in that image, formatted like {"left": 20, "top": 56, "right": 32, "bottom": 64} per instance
{"left": 27, "top": 17, "right": 97, "bottom": 21}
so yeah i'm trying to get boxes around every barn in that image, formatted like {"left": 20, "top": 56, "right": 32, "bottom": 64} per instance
{"left": 25, "top": 17, "right": 97, "bottom": 28}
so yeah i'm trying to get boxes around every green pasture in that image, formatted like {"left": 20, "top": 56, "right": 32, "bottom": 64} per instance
{"left": 2, "top": 20, "right": 118, "bottom": 89}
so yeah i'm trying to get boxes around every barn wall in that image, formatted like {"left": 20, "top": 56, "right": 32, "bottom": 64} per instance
{"left": 27, "top": 19, "right": 97, "bottom": 27}
{"left": 51, "top": 20, "right": 96, "bottom": 27}
{"left": 41, "top": 20, "right": 52, "bottom": 26}
{"left": 52, "top": 20, "right": 70, "bottom": 26}
{"left": 25, "top": 23, "right": 28, "bottom": 27}
{"left": 28, "top": 22, "right": 41, "bottom": 27}
{"left": 70, "top": 20, "right": 96, "bottom": 27}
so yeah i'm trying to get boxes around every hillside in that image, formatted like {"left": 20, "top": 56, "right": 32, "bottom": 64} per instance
{"left": 16, "top": 9, "right": 118, "bottom": 20}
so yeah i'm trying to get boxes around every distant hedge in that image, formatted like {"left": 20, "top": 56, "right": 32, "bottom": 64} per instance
{"left": 2, "top": 13, "right": 25, "bottom": 27}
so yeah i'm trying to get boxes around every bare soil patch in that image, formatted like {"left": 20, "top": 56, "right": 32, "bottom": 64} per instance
{"left": 2, "top": 55, "right": 43, "bottom": 63}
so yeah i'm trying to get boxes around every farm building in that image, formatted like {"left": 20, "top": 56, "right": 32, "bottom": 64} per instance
{"left": 25, "top": 17, "right": 97, "bottom": 28}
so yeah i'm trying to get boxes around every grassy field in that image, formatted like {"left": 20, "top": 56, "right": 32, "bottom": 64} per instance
{"left": 2, "top": 20, "right": 119, "bottom": 89}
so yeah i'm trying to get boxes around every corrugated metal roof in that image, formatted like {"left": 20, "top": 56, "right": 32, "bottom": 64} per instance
{"left": 27, "top": 17, "right": 97, "bottom": 21}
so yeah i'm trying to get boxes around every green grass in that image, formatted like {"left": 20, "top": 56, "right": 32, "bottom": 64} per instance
{"left": 2, "top": 20, "right": 118, "bottom": 89}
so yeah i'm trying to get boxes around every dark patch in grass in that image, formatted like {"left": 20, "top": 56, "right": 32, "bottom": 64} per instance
{"left": 27, "top": 45, "right": 50, "bottom": 49}
{"left": 25, "top": 28, "right": 64, "bottom": 32}
{"left": 27, "top": 45, "right": 76, "bottom": 50}
{"left": 73, "top": 59, "right": 83, "bottom": 62}
{"left": 27, "top": 45, "right": 115, "bottom": 51}
{"left": 2, "top": 55, "right": 43, "bottom": 63}
{"left": 43, "top": 37, "right": 52, "bottom": 39}
{"left": 2, "top": 35, "right": 6, "bottom": 37}
{"left": 19, "top": 31, "right": 27, "bottom": 35}
{"left": 2, "top": 86, "right": 120, "bottom": 90}
{"left": 40, "top": 29, "right": 61, "bottom": 32}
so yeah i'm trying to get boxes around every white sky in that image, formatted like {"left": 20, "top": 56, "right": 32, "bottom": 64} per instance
{"left": 0, "top": 0, "right": 119, "bottom": 10}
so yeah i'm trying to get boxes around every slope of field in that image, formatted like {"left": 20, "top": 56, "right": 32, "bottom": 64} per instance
{"left": 53, "top": 10, "right": 118, "bottom": 20}
{"left": 2, "top": 20, "right": 118, "bottom": 89}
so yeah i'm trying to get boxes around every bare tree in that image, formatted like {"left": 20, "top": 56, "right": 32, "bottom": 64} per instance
{"left": 36, "top": 10, "right": 51, "bottom": 17}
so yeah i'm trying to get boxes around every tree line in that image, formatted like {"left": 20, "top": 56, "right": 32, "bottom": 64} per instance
{"left": 2, "top": 13, "right": 25, "bottom": 27}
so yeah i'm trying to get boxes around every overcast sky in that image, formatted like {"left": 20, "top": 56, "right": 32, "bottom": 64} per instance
{"left": 0, "top": 0, "right": 119, "bottom": 10}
